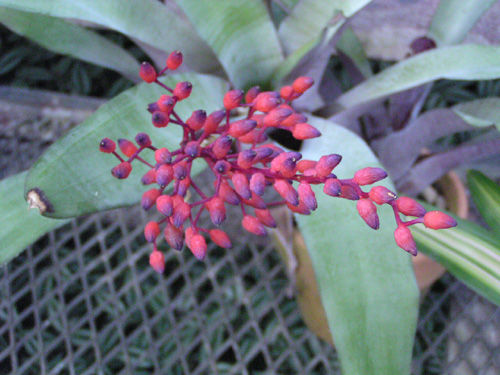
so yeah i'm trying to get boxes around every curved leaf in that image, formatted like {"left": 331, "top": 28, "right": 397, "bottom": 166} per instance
{"left": 428, "top": 0, "right": 497, "bottom": 47}
{"left": 337, "top": 45, "right": 500, "bottom": 108}
{"left": 24, "top": 74, "right": 227, "bottom": 218}
{"left": 453, "top": 97, "right": 500, "bottom": 130}
{"left": 0, "top": 172, "right": 70, "bottom": 265}
{"left": 175, "top": 0, "right": 283, "bottom": 89}
{"left": 0, "top": 0, "right": 221, "bottom": 74}
{"left": 467, "top": 170, "right": 500, "bottom": 234}
{"left": 278, "top": 0, "right": 372, "bottom": 55}
{"left": 296, "top": 116, "right": 418, "bottom": 375}
{"left": 0, "top": 7, "right": 140, "bottom": 81}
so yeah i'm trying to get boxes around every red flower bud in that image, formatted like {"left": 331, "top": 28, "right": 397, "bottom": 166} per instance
{"left": 141, "top": 169, "right": 157, "bottom": 185}
{"left": 156, "top": 195, "right": 174, "bottom": 217}
{"left": 292, "top": 123, "right": 321, "bottom": 140}
{"left": 250, "top": 172, "right": 266, "bottom": 196}
{"left": 149, "top": 250, "right": 165, "bottom": 273}
{"left": 394, "top": 225, "right": 417, "bottom": 256}
{"left": 353, "top": 167, "right": 388, "bottom": 186}
{"left": 356, "top": 199, "right": 380, "bottom": 229}
{"left": 177, "top": 177, "right": 191, "bottom": 197}
{"left": 209, "top": 229, "right": 232, "bottom": 249}
{"left": 147, "top": 102, "right": 160, "bottom": 113}
{"left": 298, "top": 181, "right": 317, "bottom": 211}
{"left": 173, "top": 161, "right": 188, "bottom": 180}
{"left": 423, "top": 211, "right": 457, "bottom": 229}
{"left": 205, "top": 197, "right": 226, "bottom": 226}
{"left": 164, "top": 223, "right": 184, "bottom": 250}
{"left": 186, "top": 110, "right": 207, "bottom": 131}
{"left": 237, "top": 129, "right": 268, "bottom": 144}
{"left": 156, "top": 164, "right": 174, "bottom": 187}
{"left": 237, "top": 149, "right": 257, "bottom": 169}
{"left": 263, "top": 108, "right": 293, "bottom": 127}
{"left": 166, "top": 50, "right": 183, "bottom": 70}
{"left": 218, "top": 180, "right": 241, "bottom": 205}
{"left": 99, "top": 138, "right": 116, "bottom": 153}
{"left": 396, "top": 197, "right": 426, "bottom": 217}
{"left": 232, "top": 173, "right": 252, "bottom": 200}
{"left": 297, "top": 159, "right": 316, "bottom": 173}
{"left": 139, "top": 62, "right": 157, "bottom": 83}
{"left": 188, "top": 234, "right": 207, "bottom": 260}
{"left": 172, "top": 201, "right": 191, "bottom": 228}
{"left": 274, "top": 180, "right": 299, "bottom": 206}
{"left": 214, "top": 160, "right": 231, "bottom": 174}
{"left": 281, "top": 112, "right": 307, "bottom": 127}
{"left": 242, "top": 215, "right": 267, "bottom": 236}
{"left": 240, "top": 192, "right": 267, "bottom": 209}
{"left": 292, "top": 76, "right": 314, "bottom": 94}
{"left": 173, "top": 81, "right": 192, "bottom": 100}
{"left": 152, "top": 111, "right": 169, "bottom": 128}
{"left": 255, "top": 209, "right": 277, "bottom": 228}
{"left": 245, "top": 86, "right": 261, "bottom": 104}
{"left": 228, "top": 119, "right": 257, "bottom": 138}
{"left": 315, "top": 154, "right": 342, "bottom": 177}
{"left": 340, "top": 185, "right": 360, "bottom": 200}
{"left": 118, "top": 139, "right": 138, "bottom": 158}
{"left": 155, "top": 148, "right": 172, "bottom": 164}
{"left": 157, "top": 94, "right": 176, "bottom": 113}
{"left": 324, "top": 178, "right": 342, "bottom": 197}
{"left": 280, "top": 85, "right": 296, "bottom": 101}
{"left": 144, "top": 221, "right": 160, "bottom": 243}
{"left": 252, "top": 91, "right": 280, "bottom": 112}
{"left": 184, "top": 141, "right": 201, "bottom": 158}
{"left": 204, "top": 110, "right": 226, "bottom": 134}
{"left": 286, "top": 200, "right": 311, "bottom": 215}
{"left": 270, "top": 151, "right": 301, "bottom": 173}
{"left": 369, "top": 186, "right": 397, "bottom": 205}
{"left": 135, "top": 133, "right": 152, "bottom": 147}
{"left": 212, "top": 135, "right": 233, "bottom": 159}
{"left": 141, "top": 188, "right": 161, "bottom": 210}
{"left": 111, "top": 162, "right": 132, "bottom": 179}
{"left": 223, "top": 89, "right": 244, "bottom": 110}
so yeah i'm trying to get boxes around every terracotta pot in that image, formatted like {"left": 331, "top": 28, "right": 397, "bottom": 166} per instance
{"left": 271, "top": 172, "right": 469, "bottom": 346}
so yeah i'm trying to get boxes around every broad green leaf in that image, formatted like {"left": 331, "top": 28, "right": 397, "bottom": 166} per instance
{"left": 467, "top": 170, "right": 500, "bottom": 235}
{"left": 413, "top": 214, "right": 500, "bottom": 307}
{"left": 453, "top": 97, "right": 500, "bottom": 130}
{"left": 337, "top": 45, "right": 500, "bottom": 108}
{"left": 0, "top": 0, "right": 221, "bottom": 74}
{"left": 25, "top": 74, "right": 227, "bottom": 218}
{"left": 296, "top": 116, "right": 418, "bottom": 375}
{"left": 0, "top": 172, "right": 70, "bottom": 265}
{"left": 0, "top": 7, "right": 140, "bottom": 81}
{"left": 175, "top": 0, "right": 283, "bottom": 89}
{"left": 278, "top": 0, "right": 372, "bottom": 54}
{"left": 428, "top": 0, "right": 497, "bottom": 47}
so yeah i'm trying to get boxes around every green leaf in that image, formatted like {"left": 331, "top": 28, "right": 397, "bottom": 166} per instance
{"left": 337, "top": 45, "right": 500, "bottom": 108}
{"left": 24, "top": 73, "right": 227, "bottom": 218}
{"left": 0, "top": 172, "right": 70, "bottom": 265}
{"left": 413, "top": 214, "right": 500, "bottom": 307}
{"left": 278, "top": 0, "right": 372, "bottom": 54}
{"left": 0, "top": 0, "right": 221, "bottom": 74}
{"left": 453, "top": 97, "right": 500, "bottom": 131}
{"left": 296, "top": 116, "right": 418, "bottom": 375}
{"left": 428, "top": 0, "right": 497, "bottom": 47}
{"left": 467, "top": 170, "right": 500, "bottom": 235}
{"left": 336, "top": 26, "right": 372, "bottom": 79}
{"left": 175, "top": 0, "right": 283, "bottom": 89}
{"left": 0, "top": 7, "right": 140, "bottom": 81}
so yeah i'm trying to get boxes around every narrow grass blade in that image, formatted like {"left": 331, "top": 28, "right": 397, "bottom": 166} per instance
{"left": 467, "top": 170, "right": 500, "bottom": 235}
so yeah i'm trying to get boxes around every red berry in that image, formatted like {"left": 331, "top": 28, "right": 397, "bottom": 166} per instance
{"left": 242, "top": 215, "right": 267, "bottom": 236}
{"left": 99, "top": 138, "right": 116, "bottom": 153}
{"left": 223, "top": 89, "right": 244, "bottom": 110}
{"left": 228, "top": 119, "right": 257, "bottom": 138}
{"left": 262, "top": 108, "right": 293, "bottom": 127}
{"left": 356, "top": 199, "right": 380, "bottom": 229}
{"left": 280, "top": 85, "right": 295, "bottom": 101}
{"left": 144, "top": 221, "right": 160, "bottom": 243}
{"left": 237, "top": 149, "right": 257, "bottom": 169}
{"left": 205, "top": 197, "right": 226, "bottom": 226}
{"left": 292, "top": 123, "right": 321, "bottom": 140}
{"left": 204, "top": 110, "right": 226, "bottom": 134}
{"left": 324, "top": 178, "right": 342, "bottom": 197}
{"left": 298, "top": 181, "right": 317, "bottom": 211}
{"left": 188, "top": 234, "right": 207, "bottom": 260}
{"left": 237, "top": 129, "right": 268, "bottom": 144}
{"left": 245, "top": 86, "right": 261, "bottom": 104}
{"left": 141, "top": 169, "right": 157, "bottom": 185}
{"left": 173, "top": 81, "right": 192, "bottom": 100}
{"left": 232, "top": 173, "right": 252, "bottom": 200}
{"left": 281, "top": 112, "right": 307, "bottom": 127}
{"left": 274, "top": 180, "right": 299, "bottom": 206}
{"left": 297, "top": 159, "right": 316, "bottom": 173}
{"left": 164, "top": 223, "right": 184, "bottom": 250}
{"left": 135, "top": 133, "right": 152, "bottom": 147}
{"left": 118, "top": 139, "right": 138, "bottom": 158}
{"left": 139, "top": 62, "right": 157, "bottom": 83}
{"left": 111, "top": 162, "right": 132, "bottom": 179}
{"left": 166, "top": 50, "right": 183, "bottom": 70}
{"left": 152, "top": 111, "right": 169, "bottom": 128}
{"left": 149, "top": 250, "right": 165, "bottom": 273}
{"left": 184, "top": 141, "right": 201, "bottom": 158}
{"left": 249, "top": 172, "right": 266, "bottom": 196}
{"left": 340, "top": 185, "right": 360, "bottom": 200}
{"left": 396, "top": 197, "right": 426, "bottom": 217}
{"left": 171, "top": 201, "right": 191, "bottom": 228}
{"left": 141, "top": 188, "right": 161, "bottom": 210}
{"left": 214, "top": 160, "right": 231, "bottom": 174}
{"left": 252, "top": 92, "right": 281, "bottom": 112}
{"left": 156, "top": 195, "right": 174, "bottom": 217}
{"left": 177, "top": 177, "right": 191, "bottom": 197}
{"left": 394, "top": 225, "right": 417, "bottom": 256}
{"left": 173, "top": 161, "right": 188, "bottom": 180}
{"left": 212, "top": 135, "right": 233, "bottom": 159}
{"left": 423, "top": 211, "right": 457, "bottom": 229}
{"left": 292, "top": 76, "right": 314, "bottom": 94}
{"left": 286, "top": 200, "right": 311, "bottom": 215}
{"left": 315, "top": 154, "right": 342, "bottom": 177}
{"left": 156, "top": 164, "right": 174, "bottom": 187}
{"left": 369, "top": 186, "right": 397, "bottom": 205}
{"left": 353, "top": 167, "right": 388, "bottom": 186}
{"left": 240, "top": 192, "right": 267, "bottom": 209}
{"left": 186, "top": 110, "right": 207, "bottom": 131}
{"left": 155, "top": 148, "right": 172, "bottom": 164}
{"left": 218, "top": 180, "right": 241, "bottom": 205}
{"left": 157, "top": 94, "right": 176, "bottom": 113}
{"left": 209, "top": 229, "right": 232, "bottom": 249}
{"left": 255, "top": 209, "right": 277, "bottom": 228}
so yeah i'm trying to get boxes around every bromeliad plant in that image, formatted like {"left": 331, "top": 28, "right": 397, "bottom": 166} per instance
{"left": 99, "top": 52, "right": 456, "bottom": 271}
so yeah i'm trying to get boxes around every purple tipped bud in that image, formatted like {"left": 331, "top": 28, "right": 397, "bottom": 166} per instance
{"left": 298, "top": 181, "right": 317, "bottom": 211}
{"left": 184, "top": 141, "right": 201, "bottom": 158}
{"left": 353, "top": 167, "right": 388, "bottom": 186}
{"left": 250, "top": 172, "right": 266, "bottom": 196}
{"left": 315, "top": 154, "right": 342, "bottom": 177}
{"left": 356, "top": 199, "right": 380, "bottom": 229}
{"left": 324, "top": 178, "right": 341, "bottom": 197}
{"left": 135, "top": 133, "right": 152, "bottom": 147}
{"left": 214, "top": 160, "right": 231, "bottom": 174}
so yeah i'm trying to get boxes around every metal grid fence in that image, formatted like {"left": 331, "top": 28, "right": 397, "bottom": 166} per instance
{"left": 1, "top": 92, "right": 499, "bottom": 375}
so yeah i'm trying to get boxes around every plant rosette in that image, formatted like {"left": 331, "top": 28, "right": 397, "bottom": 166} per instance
{"left": 271, "top": 170, "right": 468, "bottom": 346}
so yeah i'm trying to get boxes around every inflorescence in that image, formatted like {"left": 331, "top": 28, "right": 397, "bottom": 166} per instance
{"left": 99, "top": 51, "right": 457, "bottom": 273}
